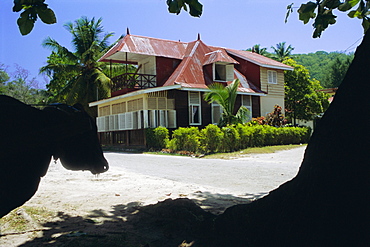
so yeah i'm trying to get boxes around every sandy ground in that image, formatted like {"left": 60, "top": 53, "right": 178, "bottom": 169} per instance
{"left": 0, "top": 146, "right": 306, "bottom": 247}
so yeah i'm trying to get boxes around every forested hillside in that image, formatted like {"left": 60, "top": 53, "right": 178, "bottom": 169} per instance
{"left": 293, "top": 51, "right": 354, "bottom": 88}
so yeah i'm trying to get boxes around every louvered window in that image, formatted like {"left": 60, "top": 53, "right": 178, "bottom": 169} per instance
{"left": 188, "top": 92, "right": 201, "bottom": 125}
{"left": 241, "top": 95, "right": 252, "bottom": 122}
{"left": 211, "top": 103, "right": 222, "bottom": 125}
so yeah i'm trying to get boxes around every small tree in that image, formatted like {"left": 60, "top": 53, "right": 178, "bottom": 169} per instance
{"left": 283, "top": 58, "right": 330, "bottom": 124}
{"left": 265, "top": 105, "right": 285, "bottom": 127}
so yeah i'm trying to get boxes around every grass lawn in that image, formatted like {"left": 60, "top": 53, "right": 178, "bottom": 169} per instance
{"left": 146, "top": 144, "right": 307, "bottom": 159}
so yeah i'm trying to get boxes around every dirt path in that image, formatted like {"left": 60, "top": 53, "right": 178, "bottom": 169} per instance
{"left": 0, "top": 146, "right": 305, "bottom": 246}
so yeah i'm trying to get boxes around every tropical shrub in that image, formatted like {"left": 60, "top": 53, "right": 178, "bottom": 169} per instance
{"left": 221, "top": 125, "right": 240, "bottom": 152}
{"left": 167, "top": 127, "right": 200, "bottom": 153}
{"left": 146, "top": 124, "right": 311, "bottom": 154}
{"left": 200, "top": 124, "right": 224, "bottom": 153}
{"left": 146, "top": 127, "right": 169, "bottom": 150}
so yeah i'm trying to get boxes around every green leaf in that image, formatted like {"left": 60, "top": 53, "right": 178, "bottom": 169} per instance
{"left": 348, "top": 10, "right": 362, "bottom": 17}
{"left": 339, "top": 0, "right": 361, "bottom": 11}
{"left": 37, "top": 7, "right": 56, "bottom": 24}
{"left": 312, "top": 11, "right": 337, "bottom": 38}
{"left": 167, "top": 0, "right": 181, "bottom": 14}
{"left": 323, "top": 0, "right": 341, "bottom": 9}
{"left": 298, "top": 2, "right": 317, "bottom": 24}
{"left": 167, "top": 0, "right": 203, "bottom": 17}
{"left": 17, "top": 15, "right": 34, "bottom": 35}
{"left": 362, "top": 18, "right": 370, "bottom": 31}
{"left": 186, "top": 0, "right": 203, "bottom": 17}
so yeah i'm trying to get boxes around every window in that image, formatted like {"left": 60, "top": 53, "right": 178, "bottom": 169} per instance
{"left": 268, "top": 70, "right": 277, "bottom": 84}
{"left": 241, "top": 95, "right": 252, "bottom": 122}
{"left": 188, "top": 92, "right": 201, "bottom": 125}
{"left": 211, "top": 103, "right": 223, "bottom": 124}
{"left": 215, "top": 64, "right": 226, "bottom": 81}
{"left": 214, "top": 63, "right": 234, "bottom": 82}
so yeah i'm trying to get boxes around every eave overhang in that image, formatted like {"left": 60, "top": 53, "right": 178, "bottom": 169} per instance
{"left": 226, "top": 49, "right": 294, "bottom": 71}
{"left": 89, "top": 85, "right": 181, "bottom": 107}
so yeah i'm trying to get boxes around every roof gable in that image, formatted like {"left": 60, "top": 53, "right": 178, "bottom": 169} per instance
{"left": 99, "top": 34, "right": 188, "bottom": 62}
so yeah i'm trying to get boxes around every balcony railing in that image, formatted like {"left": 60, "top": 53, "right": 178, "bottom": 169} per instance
{"left": 111, "top": 73, "right": 156, "bottom": 92}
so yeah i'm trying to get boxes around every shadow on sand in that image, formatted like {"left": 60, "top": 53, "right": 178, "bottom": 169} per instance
{"left": 10, "top": 191, "right": 267, "bottom": 247}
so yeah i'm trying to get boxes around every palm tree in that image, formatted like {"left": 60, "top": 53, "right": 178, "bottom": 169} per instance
{"left": 271, "top": 42, "right": 294, "bottom": 62}
{"left": 40, "top": 17, "right": 114, "bottom": 116}
{"left": 204, "top": 79, "right": 250, "bottom": 127}
{"left": 247, "top": 44, "right": 268, "bottom": 56}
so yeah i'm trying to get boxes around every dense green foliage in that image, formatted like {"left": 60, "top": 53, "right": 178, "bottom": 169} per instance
{"left": 146, "top": 126, "right": 170, "bottom": 150}
{"left": 148, "top": 124, "right": 311, "bottom": 154}
{"left": 294, "top": 51, "right": 354, "bottom": 87}
{"left": 200, "top": 124, "right": 224, "bottom": 153}
{"left": 167, "top": 127, "right": 201, "bottom": 153}
{"left": 0, "top": 64, "right": 47, "bottom": 104}
{"left": 40, "top": 17, "right": 115, "bottom": 115}
{"left": 283, "top": 58, "right": 330, "bottom": 123}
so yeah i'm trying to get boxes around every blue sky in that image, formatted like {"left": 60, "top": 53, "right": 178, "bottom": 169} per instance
{"left": 0, "top": 0, "right": 365, "bottom": 88}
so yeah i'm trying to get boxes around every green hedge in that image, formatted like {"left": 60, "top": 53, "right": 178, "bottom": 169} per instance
{"left": 147, "top": 124, "right": 311, "bottom": 153}
{"left": 145, "top": 126, "right": 169, "bottom": 150}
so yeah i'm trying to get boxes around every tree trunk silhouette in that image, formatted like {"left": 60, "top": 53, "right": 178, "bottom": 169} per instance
{"left": 214, "top": 30, "right": 370, "bottom": 246}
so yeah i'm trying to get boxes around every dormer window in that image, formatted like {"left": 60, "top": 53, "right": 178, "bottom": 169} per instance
{"left": 213, "top": 63, "right": 234, "bottom": 82}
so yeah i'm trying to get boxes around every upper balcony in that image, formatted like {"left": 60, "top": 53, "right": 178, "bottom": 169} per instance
{"left": 111, "top": 73, "right": 157, "bottom": 94}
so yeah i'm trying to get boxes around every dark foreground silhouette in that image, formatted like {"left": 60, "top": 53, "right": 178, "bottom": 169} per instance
{"left": 212, "top": 30, "right": 370, "bottom": 246}
{"left": 0, "top": 96, "right": 108, "bottom": 218}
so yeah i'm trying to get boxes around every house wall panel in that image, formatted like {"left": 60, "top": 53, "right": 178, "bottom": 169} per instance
{"left": 156, "top": 57, "right": 180, "bottom": 86}
{"left": 173, "top": 90, "right": 189, "bottom": 127}
{"left": 230, "top": 55, "right": 261, "bottom": 88}
{"left": 260, "top": 68, "right": 285, "bottom": 96}
{"left": 260, "top": 95, "right": 285, "bottom": 117}
{"left": 203, "top": 64, "right": 213, "bottom": 84}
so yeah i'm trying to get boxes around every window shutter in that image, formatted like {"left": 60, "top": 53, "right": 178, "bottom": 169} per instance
{"left": 159, "top": 110, "right": 166, "bottom": 126}
{"left": 212, "top": 104, "right": 222, "bottom": 124}
{"left": 226, "top": 64, "right": 234, "bottom": 81}
{"left": 242, "top": 95, "right": 251, "bottom": 107}
{"left": 149, "top": 110, "right": 157, "bottom": 128}
{"left": 189, "top": 92, "right": 200, "bottom": 104}
{"left": 148, "top": 98, "right": 157, "bottom": 109}
{"left": 118, "top": 113, "right": 126, "bottom": 130}
{"left": 168, "top": 110, "right": 177, "bottom": 128}
{"left": 126, "top": 112, "right": 133, "bottom": 129}
{"left": 158, "top": 98, "right": 167, "bottom": 109}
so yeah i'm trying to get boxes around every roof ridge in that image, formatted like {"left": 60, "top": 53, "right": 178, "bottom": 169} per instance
{"left": 127, "top": 34, "right": 188, "bottom": 45}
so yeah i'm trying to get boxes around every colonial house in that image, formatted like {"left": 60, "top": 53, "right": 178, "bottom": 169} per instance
{"left": 89, "top": 33, "right": 293, "bottom": 147}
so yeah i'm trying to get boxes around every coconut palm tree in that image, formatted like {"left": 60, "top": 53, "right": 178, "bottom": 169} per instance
{"left": 247, "top": 44, "right": 268, "bottom": 56}
{"left": 271, "top": 42, "right": 294, "bottom": 62}
{"left": 204, "top": 79, "right": 250, "bottom": 127}
{"left": 40, "top": 17, "right": 114, "bottom": 116}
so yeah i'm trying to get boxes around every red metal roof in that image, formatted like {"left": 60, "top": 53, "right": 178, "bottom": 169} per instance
{"left": 99, "top": 34, "right": 291, "bottom": 95}
{"left": 203, "top": 49, "right": 239, "bottom": 65}
{"left": 99, "top": 35, "right": 188, "bottom": 62}
{"left": 226, "top": 48, "right": 293, "bottom": 70}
